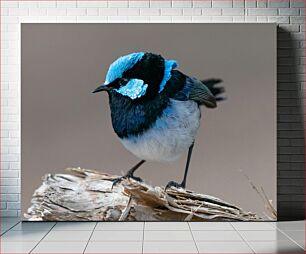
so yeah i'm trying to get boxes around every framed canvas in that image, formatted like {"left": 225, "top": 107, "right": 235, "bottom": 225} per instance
{"left": 21, "top": 23, "right": 276, "bottom": 221}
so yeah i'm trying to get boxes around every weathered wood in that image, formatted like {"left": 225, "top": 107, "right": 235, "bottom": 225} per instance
{"left": 25, "top": 167, "right": 262, "bottom": 221}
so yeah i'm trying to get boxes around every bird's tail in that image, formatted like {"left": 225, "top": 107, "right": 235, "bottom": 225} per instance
{"left": 201, "top": 79, "right": 226, "bottom": 102}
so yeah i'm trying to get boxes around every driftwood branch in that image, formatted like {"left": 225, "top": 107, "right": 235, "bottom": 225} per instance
{"left": 25, "top": 167, "right": 262, "bottom": 221}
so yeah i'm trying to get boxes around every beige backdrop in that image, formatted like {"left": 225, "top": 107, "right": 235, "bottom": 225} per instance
{"left": 21, "top": 23, "right": 276, "bottom": 219}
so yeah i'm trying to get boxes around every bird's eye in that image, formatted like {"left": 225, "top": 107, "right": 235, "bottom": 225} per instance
{"left": 119, "top": 78, "right": 128, "bottom": 86}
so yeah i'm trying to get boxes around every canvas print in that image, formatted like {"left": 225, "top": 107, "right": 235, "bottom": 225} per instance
{"left": 22, "top": 24, "right": 277, "bottom": 221}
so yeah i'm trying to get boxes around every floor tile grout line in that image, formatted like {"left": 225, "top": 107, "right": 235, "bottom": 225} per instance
{"left": 275, "top": 226, "right": 305, "bottom": 232}
{"left": 82, "top": 222, "right": 97, "bottom": 254}
{"left": 0, "top": 219, "right": 21, "bottom": 236}
{"left": 29, "top": 222, "right": 58, "bottom": 254}
{"left": 82, "top": 240, "right": 242, "bottom": 242}
{"left": 1, "top": 221, "right": 304, "bottom": 253}
{"left": 268, "top": 221, "right": 277, "bottom": 229}
{"left": 230, "top": 222, "right": 276, "bottom": 231}
{"left": 142, "top": 222, "right": 145, "bottom": 254}
{"left": 228, "top": 222, "right": 236, "bottom": 231}
{"left": 187, "top": 222, "right": 200, "bottom": 254}
{"left": 230, "top": 222, "right": 256, "bottom": 254}
{"left": 276, "top": 227, "right": 305, "bottom": 250}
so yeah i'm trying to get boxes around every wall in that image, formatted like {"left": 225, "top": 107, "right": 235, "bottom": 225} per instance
{"left": 0, "top": 0, "right": 305, "bottom": 220}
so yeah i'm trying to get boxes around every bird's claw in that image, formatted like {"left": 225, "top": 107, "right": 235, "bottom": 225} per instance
{"left": 165, "top": 180, "right": 185, "bottom": 190}
{"left": 111, "top": 174, "right": 143, "bottom": 189}
{"left": 111, "top": 177, "right": 124, "bottom": 188}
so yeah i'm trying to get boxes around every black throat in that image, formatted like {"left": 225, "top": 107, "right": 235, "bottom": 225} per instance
{"left": 108, "top": 91, "right": 169, "bottom": 138}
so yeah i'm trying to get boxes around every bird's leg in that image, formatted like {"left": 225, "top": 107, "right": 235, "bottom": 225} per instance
{"left": 181, "top": 142, "right": 194, "bottom": 188}
{"left": 124, "top": 160, "right": 146, "bottom": 181}
{"left": 166, "top": 143, "right": 194, "bottom": 190}
{"left": 112, "top": 160, "right": 145, "bottom": 187}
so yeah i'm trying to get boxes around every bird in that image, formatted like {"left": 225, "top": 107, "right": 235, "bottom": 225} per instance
{"left": 93, "top": 52, "right": 225, "bottom": 189}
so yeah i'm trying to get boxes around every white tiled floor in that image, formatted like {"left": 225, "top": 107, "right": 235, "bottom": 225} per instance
{"left": 193, "top": 230, "right": 244, "bottom": 241}
{"left": 91, "top": 230, "right": 143, "bottom": 241}
{"left": 238, "top": 230, "right": 289, "bottom": 241}
{"left": 32, "top": 241, "right": 88, "bottom": 253}
{"left": 196, "top": 241, "right": 253, "bottom": 253}
{"left": 86, "top": 241, "right": 143, "bottom": 253}
{"left": 0, "top": 218, "right": 304, "bottom": 253}
{"left": 144, "top": 230, "right": 194, "bottom": 241}
{"left": 143, "top": 241, "right": 198, "bottom": 253}
{"left": 42, "top": 230, "right": 92, "bottom": 242}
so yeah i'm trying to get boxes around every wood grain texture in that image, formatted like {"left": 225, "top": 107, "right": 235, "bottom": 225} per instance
{"left": 25, "top": 167, "right": 263, "bottom": 221}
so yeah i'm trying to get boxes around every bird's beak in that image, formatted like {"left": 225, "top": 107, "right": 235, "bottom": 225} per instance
{"left": 92, "top": 84, "right": 111, "bottom": 93}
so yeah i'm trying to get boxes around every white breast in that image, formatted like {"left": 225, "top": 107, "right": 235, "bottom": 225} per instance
{"left": 120, "top": 99, "right": 201, "bottom": 162}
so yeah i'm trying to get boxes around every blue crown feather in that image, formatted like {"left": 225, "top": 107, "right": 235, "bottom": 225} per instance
{"left": 105, "top": 52, "right": 178, "bottom": 99}
{"left": 105, "top": 52, "right": 145, "bottom": 85}
{"left": 159, "top": 60, "right": 178, "bottom": 93}
{"left": 115, "top": 79, "right": 148, "bottom": 100}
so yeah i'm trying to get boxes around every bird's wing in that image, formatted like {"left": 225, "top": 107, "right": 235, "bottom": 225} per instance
{"left": 187, "top": 78, "right": 217, "bottom": 108}
{"left": 165, "top": 71, "right": 224, "bottom": 108}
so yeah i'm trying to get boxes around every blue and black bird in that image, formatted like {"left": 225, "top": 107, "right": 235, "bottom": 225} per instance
{"left": 93, "top": 52, "right": 224, "bottom": 189}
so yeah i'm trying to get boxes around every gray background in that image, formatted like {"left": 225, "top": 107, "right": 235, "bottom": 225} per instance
{"left": 21, "top": 23, "right": 276, "bottom": 219}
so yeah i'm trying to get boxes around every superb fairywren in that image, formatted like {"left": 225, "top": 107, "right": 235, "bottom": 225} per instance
{"left": 93, "top": 52, "right": 224, "bottom": 189}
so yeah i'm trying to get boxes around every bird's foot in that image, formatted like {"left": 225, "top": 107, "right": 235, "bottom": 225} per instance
{"left": 111, "top": 173, "right": 143, "bottom": 189}
{"left": 111, "top": 176, "right": 124, "bottom": 188}
{"left": 165, "top": 180, "right": 186, "bottom": 190}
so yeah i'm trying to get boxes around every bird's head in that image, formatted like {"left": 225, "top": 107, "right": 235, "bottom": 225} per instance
{"left": 93, "top": 52, "right": 178, "bottom": 100}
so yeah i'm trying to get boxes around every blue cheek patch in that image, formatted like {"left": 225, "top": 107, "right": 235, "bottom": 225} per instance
{"left": 105, "top": 52, "right": 145, "bottom": 85}
{"left": 115, "top": 79, "right": 148, "bottom": 100}
{"left": 159, "top": 59, "right": 178, "bottom": 93}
